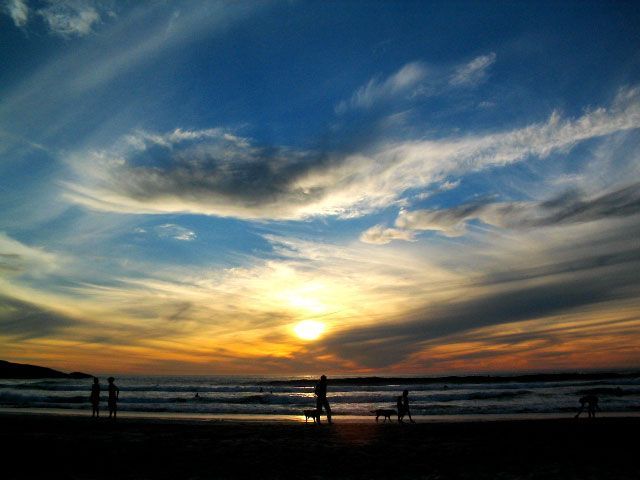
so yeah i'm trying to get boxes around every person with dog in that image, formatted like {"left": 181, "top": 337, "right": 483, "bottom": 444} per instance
{"left": 314, "top": 374, "right": 332, "bottom": 424}
{"left": 397, "top": 389, "right": 415, "bottom": 423}
{"left": 575, "top": 394, "right": 600, "bottom": 419}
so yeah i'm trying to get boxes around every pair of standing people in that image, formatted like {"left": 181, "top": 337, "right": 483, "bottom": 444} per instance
{"left": 90, "top": 376, "right": 120, "bottom": 419}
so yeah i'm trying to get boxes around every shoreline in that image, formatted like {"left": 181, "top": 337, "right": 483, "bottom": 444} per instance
{"left": 2, "top": 406, "right": 640, "bottom": 423}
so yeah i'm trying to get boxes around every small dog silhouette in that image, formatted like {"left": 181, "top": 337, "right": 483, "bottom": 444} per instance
{"left": 371, "top": 409, "right": 396, "bottom": 422}
{"left": 304, "top": 409, "right": 320, "bottom": 423}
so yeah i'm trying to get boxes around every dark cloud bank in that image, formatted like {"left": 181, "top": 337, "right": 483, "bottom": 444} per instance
{"left": 325, "top": 186, "right": 640, "bottom": 367}
{"left": 0, "top": 295, "right": 78, "bottom": 340}
{"left": 396, "top": 182, "right": 640, "bottom": 233}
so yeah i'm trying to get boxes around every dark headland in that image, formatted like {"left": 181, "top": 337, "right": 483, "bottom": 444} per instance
{"left": 0, "top": 360, "right": 92, "bottom": 379}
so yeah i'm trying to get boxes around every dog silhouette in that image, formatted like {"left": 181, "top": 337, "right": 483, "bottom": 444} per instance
{"left": 371, "top": 409, "right": 396, "bottom": 422}
{"left": 304, "top": 409, "right": 320, "bottom": 423}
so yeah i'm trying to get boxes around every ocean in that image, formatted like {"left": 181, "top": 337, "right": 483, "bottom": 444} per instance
{"left": 1, "top": 373, "right": 639, "bottom": 419}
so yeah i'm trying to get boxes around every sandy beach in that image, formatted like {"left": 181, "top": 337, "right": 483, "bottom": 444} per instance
{"left": 2, "top": 413, "right": 638, "bottom": 479}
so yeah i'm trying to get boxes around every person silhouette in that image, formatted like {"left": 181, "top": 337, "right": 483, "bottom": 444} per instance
{"left": 397, "top": 390, "right": 415, "bottom": 423}
{"left": 90, "top": 377, "right": 100, "bottom": 418}
{"left": 107, "top": 377, "right": 120, "bottom": 419}
{"left": 575, "top": 394, "right": 599, "bottom": 419}
{"left": 314, "top": 375, "right": 332, "bottom": 424}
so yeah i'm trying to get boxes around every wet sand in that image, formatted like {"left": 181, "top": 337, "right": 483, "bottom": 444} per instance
{"left": 2, "top": 413, "right": 638, "bottom": 479}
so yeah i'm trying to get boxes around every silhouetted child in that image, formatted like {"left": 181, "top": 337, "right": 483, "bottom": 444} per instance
{"left": 314, "top": 375, "right": 332, "bottom": 424}
{"left": 575, "top": 394, "right": 599, "bottom": 418}
{"left": 397, "top": 389, "right": 415, "bottom": 423}
{"left": 90, "top": 377, "right": 100, "bottom": 418}
{"left": 107, "top": 376, "right": 120, "bottom": 419}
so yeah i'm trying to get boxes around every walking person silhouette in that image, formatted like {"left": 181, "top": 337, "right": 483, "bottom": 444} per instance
{"left": 314, "top": 375, "right": 332, "bottom": 424}
{"left": 107, "top": 377, "right": 120, "bottom": 419}
{"left": 397, "top": 389, "right": 415, "bottom": 423}
{"left": 90, "top": 377, "right": 100, "bottom": 418}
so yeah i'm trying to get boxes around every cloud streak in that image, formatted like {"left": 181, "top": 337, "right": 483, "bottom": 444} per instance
{"left": 65, "top": 87, "right": 640, "bottom": 220}
{"left": 362, "top": 182, "right": 640, "bottom": 242}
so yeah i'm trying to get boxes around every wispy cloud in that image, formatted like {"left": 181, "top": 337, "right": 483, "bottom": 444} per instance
{"left": 2, "top": 0, "right": 107, "bottom": 35}
{"left": 359, "top": 225, "right": 415, "bottom": 245}
{"left": 3, "top": 0, "right": 28, "bottom": 27}
{"left": 155, "top": 224, "right": 197, "bottom": 241}
{"left": 335, "top": 53, "right": 496, "bottom": 114}
{"left": 449, "top": 52, "right": 496, "bottom": 86}
{"left": 335, "top": 61, "right": 428, "bottom": 113}
{"left": 38, "top": 0, "right": 101, "bottom": 37}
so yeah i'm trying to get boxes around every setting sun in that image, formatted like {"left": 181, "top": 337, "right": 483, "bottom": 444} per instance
{"left": 293, "top": 320, "right": 326, "bottom": 341}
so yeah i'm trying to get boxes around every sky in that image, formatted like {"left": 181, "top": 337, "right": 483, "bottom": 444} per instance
{"left": 1, "top": 0, "right": 640, "bottom": 375}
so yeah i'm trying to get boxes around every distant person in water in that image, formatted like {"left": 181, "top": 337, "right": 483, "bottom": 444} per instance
{"left": 314, "top": 375, "right": 332, "bottom": 424}
{"left": 575, "top": 394, "right": 599, "bottom": 419}
{"left": 397, "top": 390, "right": 415, "bottom": 423}
{"left": 107, "top": 377, "right": 120, "bottom": 419}
{"left": 90, "top": 377, "right": 100, "bottom": 418}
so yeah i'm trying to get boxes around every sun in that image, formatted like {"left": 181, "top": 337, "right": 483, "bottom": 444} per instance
{"left": 293, "top": 320, "right": 326, "bottom": 341}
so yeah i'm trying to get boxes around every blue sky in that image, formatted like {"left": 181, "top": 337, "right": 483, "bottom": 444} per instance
{"left": 1, "top": 0, "right": 640, "bottom": 374}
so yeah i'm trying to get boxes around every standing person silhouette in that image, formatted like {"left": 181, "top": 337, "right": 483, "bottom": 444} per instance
{"left": 397, "top": 390, "right": 415, "bottom": 423}
{"left": 107, "top": 377, "right": 120, "bottom": 419}
{"left": 90, "top": 377, "right": 100, "bottom": 418}
{"left": 314, "top": 375, "right": 332, "bottom": 424}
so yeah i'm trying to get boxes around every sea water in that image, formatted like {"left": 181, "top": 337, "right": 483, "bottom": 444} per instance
{"left": 1, "top": 374, "right": 639, "bottom": 418}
